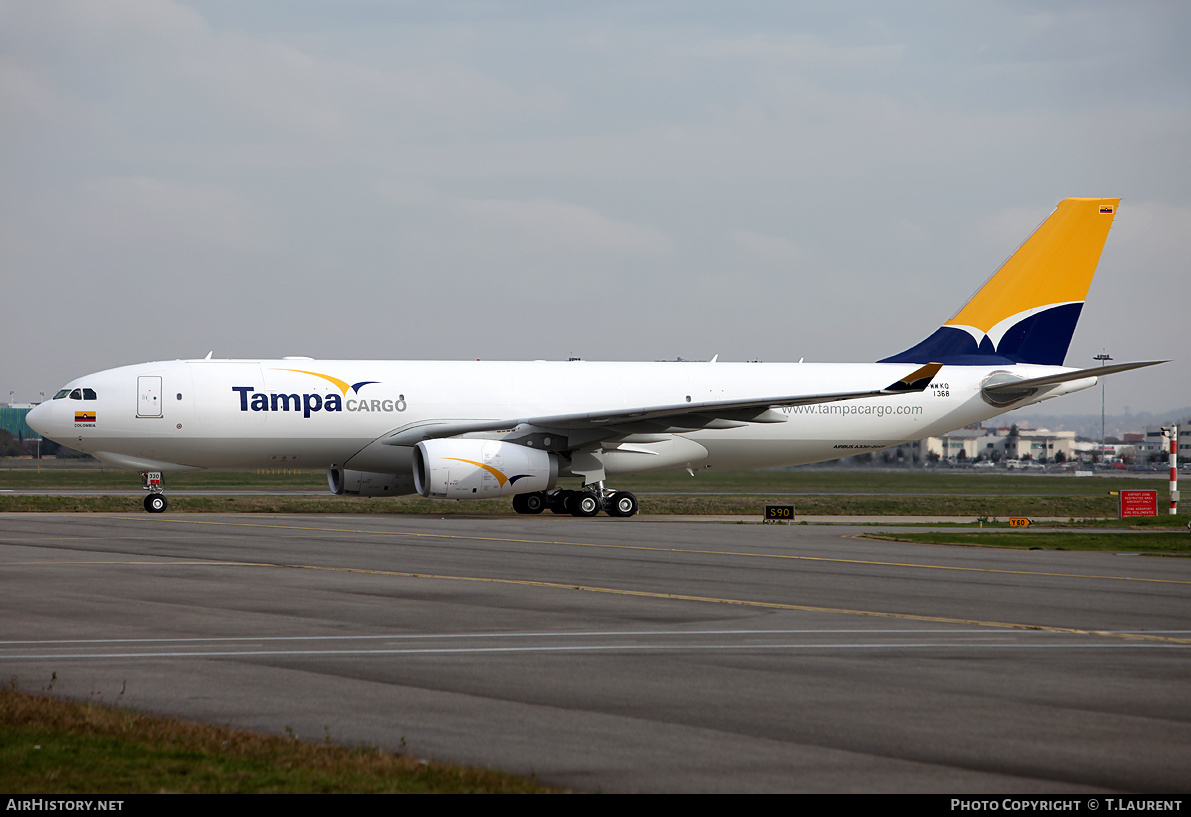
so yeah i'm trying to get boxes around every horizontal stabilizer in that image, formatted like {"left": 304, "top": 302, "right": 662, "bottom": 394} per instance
{"left": 982, "top": 360, "right": 1166, "bottom": 393}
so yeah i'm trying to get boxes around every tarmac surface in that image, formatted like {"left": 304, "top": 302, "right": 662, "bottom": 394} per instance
{"left": 2, "top": 512, "right": 1189, "bottom": 793}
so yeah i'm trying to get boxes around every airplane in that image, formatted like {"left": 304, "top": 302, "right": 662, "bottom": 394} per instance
{"left": 27, "top": 197, "right": 1163, "bottom": 516}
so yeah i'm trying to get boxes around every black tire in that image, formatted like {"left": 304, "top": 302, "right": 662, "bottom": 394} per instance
{"left": 549, "top": 490, "right": 574, "bottom": 514}
{"left": 144, "top": 494, "right": 167, "bottom": 513}
{"left": 606, "top": 491, "right": 638, "bottom": 518}
{"left": 571, "top": 491, "right": 601, "bottom": 517}
{"left": 513, "top": 492, "right": 546, "bottom": 515}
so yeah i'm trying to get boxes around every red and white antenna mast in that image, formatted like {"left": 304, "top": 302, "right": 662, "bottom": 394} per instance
{"left": 1162, "top": 425, "right": 1179, "bottom": 515}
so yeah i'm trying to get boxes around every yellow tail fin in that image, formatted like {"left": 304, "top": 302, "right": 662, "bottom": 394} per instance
{"left": 882, "top": 198, "right": 1118, "bottom": 366}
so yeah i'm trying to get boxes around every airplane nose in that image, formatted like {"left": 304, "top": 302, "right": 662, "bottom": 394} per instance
{"left": 26, "top": 401, "right": 52, "bottom": 438}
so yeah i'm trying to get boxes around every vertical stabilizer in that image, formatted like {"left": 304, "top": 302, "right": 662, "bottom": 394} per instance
{"left": 881, "top": 198, "right": 1119, "bottom": 365}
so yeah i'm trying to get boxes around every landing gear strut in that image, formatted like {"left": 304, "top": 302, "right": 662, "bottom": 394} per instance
{"left": 141, "top": 471, "right": 168, "bottom": 513}
{"left": 512, "top": 483, "right": 638, "bottom": 518}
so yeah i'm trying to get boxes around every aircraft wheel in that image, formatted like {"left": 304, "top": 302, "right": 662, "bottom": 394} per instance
{"left": 549, "top": 490, "right": 574, "bottom": 514}
{"left": 571, "top": 491, "right": 601, "bottom": 517}
{"left": 606, "top": 491, "right": 638, "bottom": 518}
{"left": 144, "top": 494, "right": 168, "bottom": 513}
{"left": 513, "top": 493, "right": 546, "bottom": 514}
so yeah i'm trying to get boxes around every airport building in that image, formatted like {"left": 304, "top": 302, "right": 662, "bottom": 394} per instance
{"left": 916, "top": 426, "right": 1078, "bottom": 463}
{"left": 1133, "top": 426, "right": 1190, "bottom": 461}
{"left": 0, "top": 404, "right": 38, "bottom": 441}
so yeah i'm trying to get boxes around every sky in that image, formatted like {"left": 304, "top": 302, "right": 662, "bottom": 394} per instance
{"left": 2, "top": 0, "right": 1188, "bottom": 419}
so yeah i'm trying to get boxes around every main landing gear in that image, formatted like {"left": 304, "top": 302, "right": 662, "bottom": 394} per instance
{"left": 512, "top": 484, "right": 639, "bottom": 518}
{"left": 141, "top": 471, "right": 168, "bottom": 513}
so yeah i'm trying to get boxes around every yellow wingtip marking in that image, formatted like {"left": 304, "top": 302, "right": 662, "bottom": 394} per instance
{"left": 906, "top": 362, "right": 942, "bottom": 382}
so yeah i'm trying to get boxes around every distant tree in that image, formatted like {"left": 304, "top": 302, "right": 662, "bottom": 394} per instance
{"left": 54, "top": 446, "right": 92, "bottom": 459}
{"left": 0, "top": 430, "right": 20, "bottom": 457}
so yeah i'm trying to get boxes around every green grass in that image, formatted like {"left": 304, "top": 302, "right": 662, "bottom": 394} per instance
{"left": 602, "top": 468, "right": 1163, "bottom": 496}
{"left": 0, "top": 686, "right": 562, "bottom": 794}
{"left": 0, "top": 462, "right": 320, "bottom": 488}
{"left": 0, "top": 462, "right": 1169, "bottom": 494}
{"left": 1, "top": 462, "right": 1181, "bottom": 523}
{"left": 0, "top": 491, "right": 1132, "bottom": 518}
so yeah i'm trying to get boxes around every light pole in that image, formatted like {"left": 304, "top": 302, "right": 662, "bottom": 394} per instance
{"left": 1094, "top": 352, "right": 1112, "bottom": 463}
{"left": 37, "top": 393, "right": 44, "bottom": 459}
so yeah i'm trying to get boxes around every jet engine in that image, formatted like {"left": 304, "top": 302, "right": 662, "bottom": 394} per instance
{"left": 413, "top": 439, "right": 558, "bottom": 499}
{"left": 327, "top": 468, "right": 416, "bottom": 497}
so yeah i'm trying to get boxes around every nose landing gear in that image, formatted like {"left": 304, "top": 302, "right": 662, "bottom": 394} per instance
{"left": 141, "top": 471, "right": 168, "bottom": 513}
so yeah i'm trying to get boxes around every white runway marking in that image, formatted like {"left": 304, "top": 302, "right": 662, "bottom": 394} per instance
{"left": 3, "top": 628, "right": 1187, "bottom": 661}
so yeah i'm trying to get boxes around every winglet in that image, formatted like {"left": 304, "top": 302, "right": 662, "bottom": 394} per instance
{"left": 882, "top": 362, "right": 941, "bottom": 394}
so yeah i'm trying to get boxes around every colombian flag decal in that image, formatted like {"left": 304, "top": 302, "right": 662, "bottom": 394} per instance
{"left": 1099, "top": 205, "right": 1114, "bottom": 214}
{"left": 74, "top": 411, "right": 96, "bottom": 423}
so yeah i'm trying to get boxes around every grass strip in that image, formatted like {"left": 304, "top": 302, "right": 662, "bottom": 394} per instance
{"left": 0, "top": 492, "right": 1134, "bottom": 517}
{"left": 0, "top": 687, "right": 561, "bottom": 794}
{"left": 0, "top": 465, "right": 1168, "bottom": 495}
{"left": 3, "top": 465, "right": 1183, "bottom": 523}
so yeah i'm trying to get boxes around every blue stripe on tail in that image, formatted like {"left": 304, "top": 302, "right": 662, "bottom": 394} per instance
{"left": 880, "top": 303, "right": 1083, "bottom": 366}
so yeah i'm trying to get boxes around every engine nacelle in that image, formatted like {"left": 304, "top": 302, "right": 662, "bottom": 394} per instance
{"left": 327, "top": 467, "right": 416, "bottom": 497}
{"left": 413, "top": 439, "right": 558, "bottom": 499}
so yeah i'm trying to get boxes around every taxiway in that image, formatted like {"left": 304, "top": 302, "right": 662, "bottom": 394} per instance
{"left": 2, "top": 513, "right": 1188, "bottom": 792}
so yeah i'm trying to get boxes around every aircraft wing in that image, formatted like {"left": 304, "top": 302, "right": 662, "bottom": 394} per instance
{"left": 384, "top": 362, "right": 941, "bottom": 447}
{"left": 981, "top": 360, "right": 1167, "bottom": 393}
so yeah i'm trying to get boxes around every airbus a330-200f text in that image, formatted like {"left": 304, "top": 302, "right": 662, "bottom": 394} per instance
{"left": 27, "top": 198, "right": 1162, "bottom": 516}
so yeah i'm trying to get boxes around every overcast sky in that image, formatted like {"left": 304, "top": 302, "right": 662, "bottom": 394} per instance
{"left": 2, "top": 0, "right": 1188, "bottom": 418}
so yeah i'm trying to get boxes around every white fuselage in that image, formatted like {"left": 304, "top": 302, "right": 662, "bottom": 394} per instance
{"left": 27, "top": 358, "right": 1094, "bottom": 477}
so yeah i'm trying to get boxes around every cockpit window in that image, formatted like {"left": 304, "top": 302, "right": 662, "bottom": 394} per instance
{"left": 53, "top": 389, "right": 69, "bottom": 399}
{"left": 69, "top": 389, "right": 83, "bottom": 400}
{"left": 83, "top": 388, "right": 97, "bottom": 400}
